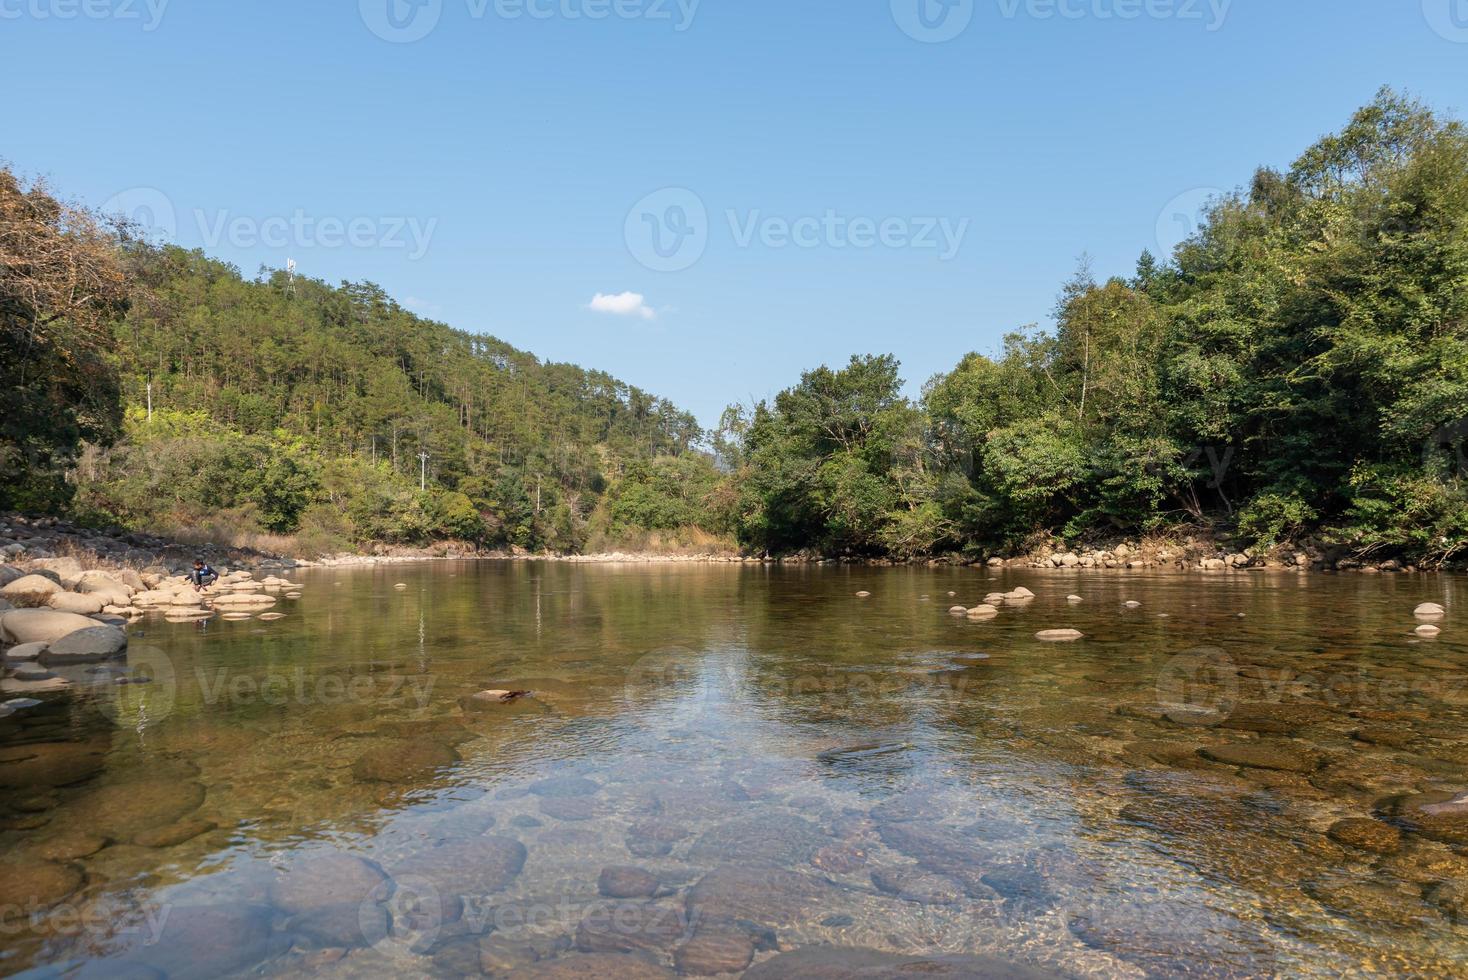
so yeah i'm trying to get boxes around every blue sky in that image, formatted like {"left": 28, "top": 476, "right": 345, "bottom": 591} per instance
{"left": 6, "top": 0, "right": 1467, "bottom": 427}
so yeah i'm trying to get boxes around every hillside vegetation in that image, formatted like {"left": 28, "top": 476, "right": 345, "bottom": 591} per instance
{"left": 5, "top": 89, "right": 1468, "bottom": 563}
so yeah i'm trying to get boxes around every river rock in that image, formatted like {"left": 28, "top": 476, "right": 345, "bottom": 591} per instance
{"left": 291, "top": 901, "right": 389, "bottom": 949}
{"left": 268, "top": 850, "right": 387, "bottom": 915}
{"left": 674, "top": 918, "right": 761, "bottom": 975}
{"left": 40, "top": 625, "right": 127, "bottom": 664}
{"left": 1424, "top": 879, "right": 1468, "bottom": 924}
{"left": 75, "top": 572, "right": 131, "bottom": 605}
{"left": 1218, "top": 701, "right": 1336, "bottom": 735}
{"left": 966, "top": 605, "right": 999, "bottom": 619}
{"left": 574, "top": 900, "right": 689, "bottom": 957}
{"left": 0, "top": 860, "right": 83, "bottom": 910}
{"left": 870, "top": 866, "right": 964, "bottom": 905}
{"left": 687, "top": 813, "right": 830, "bottom": 866}
{"left": 0, "top": 608, "right": 101, "bottom": 645}
{"left": 1035, "top": 629, "right": 1084, "bottom": 642}
{"left": 540, "top": 795, "right": 601, "bottom": 821}
{"left": 625, "top": 820, "right": 691, "bottom": 857}
{"left": 743, "top": 946, "right": 1055, "bottom": 979}
{"left": 46, "top": 591, "right": 104, "bottom": 615}
{"left": 28, "top": 830, "right": 108, "bottom": 861}
{"left": 1387, "top": 791, "right": 1468, "bottom": 845}
{"left": 1327, "top": 818, "right": 1402, "bottom": 854}
{"left": 395, "top": 835, "right": 527, "bottom": 898}
{"left": 352, "top": 739, "right": 459, "bottom": 783}
{"left": 4, "top": 641, "right": 46, "bottom": 663}
{"left": 0, "top": 740, "right": 108, "bottom": 788}
{"left": 65, "top": 778, "right": 206, "bottom": 839}
{"left": 510, "top": 953, "right": 675, "bottom": 979}
{"left": 1199, "top": 742, "right": 1324, "bottom": 773}
{"left": 128, "top": 904, "right": 274, "bottom": 979}
{"left": 134, "top": 817, "right": 218, "bottom": 848}
{"left": 1415, "top": 624, "right": 1442, "bottom": 637}
{"left": 685, "top": 866, "right": 834, "bottom": 924}
{"left": 528, "top": 775, "right": 601, "bottom": 798}
{"left": 599, "top": 866, "right": 659, "bottom": 899}
{"left": 0, "top": 574, "right": 62, "bottom": 600}
{"left": 1415, "top": 602, "right": 1446, "bottom": 620}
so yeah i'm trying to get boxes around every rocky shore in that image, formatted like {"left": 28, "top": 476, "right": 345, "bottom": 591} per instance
{"left": 0, "top": 558, "right": 307, "bottom": 707}
{"left": 0, "top": 513, "right": 1439, "bottom": 577}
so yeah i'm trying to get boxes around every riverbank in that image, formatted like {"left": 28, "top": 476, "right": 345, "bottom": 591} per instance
{"left": 0, "top": 513, "right": 1443, "bottom": 578}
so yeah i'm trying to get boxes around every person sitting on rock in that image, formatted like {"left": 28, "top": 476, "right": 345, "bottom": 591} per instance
{"left": 190, "top": 558, "right": 219, "bottom": 592}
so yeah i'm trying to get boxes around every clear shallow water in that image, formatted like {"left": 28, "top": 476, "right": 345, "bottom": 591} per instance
{"left": 3, "top": 563, "right": 1468, "bottom": 977}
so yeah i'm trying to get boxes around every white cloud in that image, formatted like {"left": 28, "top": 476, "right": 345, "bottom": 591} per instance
{"left": 588, "top": 291, "right": 656, "bottom": 320}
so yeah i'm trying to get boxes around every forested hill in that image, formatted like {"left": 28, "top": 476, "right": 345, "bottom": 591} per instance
{"left": 80, "top": 246, "right": 717, "bottom": 552}
{"left": 2, "top": 176, "right": 723, "bottom": 553}
{"left": 121, "top": 248, "right": 701, "bottom": 468}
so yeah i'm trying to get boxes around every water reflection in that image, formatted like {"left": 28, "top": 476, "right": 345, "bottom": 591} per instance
{"left": 2, "top": 563, "right": 1468, "bottom": 976}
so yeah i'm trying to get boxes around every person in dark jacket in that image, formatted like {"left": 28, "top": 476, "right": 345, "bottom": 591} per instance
{"left": 189, "top": 559, "right": 219, "bottom": 592}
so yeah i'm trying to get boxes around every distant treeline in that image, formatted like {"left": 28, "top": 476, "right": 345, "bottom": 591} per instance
{"left": 5, "top": 89, "right": 1468, "bottom": 561}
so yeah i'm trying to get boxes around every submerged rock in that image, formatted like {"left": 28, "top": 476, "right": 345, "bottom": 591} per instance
{"left": 0, "top": 860, "right": 83, "bottom": 910}
{"left": 270, "top": 853, "right": 389, "bottom": 914}
{"left": 65, "top": 778, "right": 207, "bottom": 840}
{"left": 1327, "top": 818, "right": 1402, "bottom": 854}
{"left": 394, "top": 835, "right": 528, "bottom": 897}
{"left": 352, "top": 739, "right": 459, "bottom": 783}
{"left": 1386, "top": 791, "right": 1468, "bottom": 845}
{"left": 685, "top": 866, "right": 834, "bottom": 925}
{"left": 1199, "top": 742, "right": 1324, "bottom": 773}
{"left": 743, "top": 946, "right": 1055, "bottom": 979}
{"left": 687, "top": 813, "right": 830, "bottom": 866}
{"left": 598, "top": 866, "right": 659, "bottom": 899}
{"left": 870, "top": 866, "right": 964, "bottom": 905}
{"left": 527, "top": 775, "right": 601, "bottom": 798}
{"left": 1035, "top": 629, "right": 1084, "bottom": 642}
{"left": 509, "top": 953, "right": 675, "bottom": 978}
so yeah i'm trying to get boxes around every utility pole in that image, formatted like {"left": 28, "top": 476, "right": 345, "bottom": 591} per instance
{"left": 418, "top": 451, "right": 429, "bottom": 491}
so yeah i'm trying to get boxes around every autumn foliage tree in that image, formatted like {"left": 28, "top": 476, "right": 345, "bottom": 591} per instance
{"left": 1, "top": 167, "right": 130, "bottom": 509}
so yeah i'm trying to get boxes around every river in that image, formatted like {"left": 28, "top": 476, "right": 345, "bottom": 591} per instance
{"left": 2, "top": 562, "right": 1466, "bottom": 976}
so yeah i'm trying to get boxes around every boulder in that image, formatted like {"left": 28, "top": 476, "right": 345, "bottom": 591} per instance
{"left": 39, "top": 625, "right": 128, "bottom": 664}
{"left": 1415, "top": 602, "right": 1446, "bottom": 620}
{"left": 25, "top": 557, "right": 83, "bottom": 585}
{"left": 4, "top": 641, "right": 47, "bottom": 663}
{"left": 1, "top": 574, "right": 63, "bottom": 601}
{"left": 1035, "top": 629, "right": 1084, "bottom": 642}
{"left": 966, "top": 605, "right": 999, "bottom": 619}
{"left": 0, "top": 608, "right": 103, "bottom": 645}
{"left": 47, "top": 591, "right": 105, "bottom": 615}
